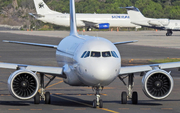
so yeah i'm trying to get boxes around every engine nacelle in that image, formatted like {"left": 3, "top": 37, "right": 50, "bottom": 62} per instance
{"left": 95, "top": 23, "right": 110, "bottom": 29}
{"left": 8, "top": 70, "right": 39, "bottom": 100}
{"left": 63, "top": 64, "right": 85, "bottom": 86}
{"left": 142, "top": 69, "right": 173, "bottom": 100}
{"left": 148, "top": 19, "right": 169, "bottom": 27}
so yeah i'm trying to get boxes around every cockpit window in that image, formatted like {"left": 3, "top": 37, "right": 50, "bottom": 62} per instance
{"left": 84, "top": 51, "right": 90, "bottom": 58}
{"left": 91, "top": 51, "right": 101, "bottom": 57}
{"left": 111, "top": 51, "right": 118, "bottom": 58}
{"left": 81, "top": 51, "right": 118, "bottom": 58}
{"left": 102, "top": 51, "right": 111, "bottom": 57}
{"left": 81, "top": 51, "right": 87, "bottom": 58}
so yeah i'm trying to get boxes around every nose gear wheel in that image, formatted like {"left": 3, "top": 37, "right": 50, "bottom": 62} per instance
{"left": 92, "top": 86, "right": 103, "bottom": 108}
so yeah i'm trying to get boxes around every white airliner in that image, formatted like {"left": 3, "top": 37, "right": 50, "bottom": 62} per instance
{"left": 29, "top": 0, "right": 141, "bottom": 31}
{"left": 0, "top": 0, "right": 180, "bottom": 108}
{"left": 125, "top": 6, "right": 180, "bottom": 36}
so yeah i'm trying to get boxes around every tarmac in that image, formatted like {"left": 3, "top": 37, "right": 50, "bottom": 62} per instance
{"left": 0, "top": 31, "right": 180, "bottom": 113}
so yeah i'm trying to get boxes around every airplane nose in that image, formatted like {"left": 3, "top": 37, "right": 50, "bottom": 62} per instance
{"left": 90, "top": 62, "right": 118, "bottom": 81}
{"left": 92, "top": 66, "right": 111, "bottom": 81}
{"left": 77, "top": 58, "right": 120, "bottom": 86}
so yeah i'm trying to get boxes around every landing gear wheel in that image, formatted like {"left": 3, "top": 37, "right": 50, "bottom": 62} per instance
{"left": 45, "top": 92, "right": 51, "bottom": 104}
{"left": 132, "top": 91, "right": 138, "bottom": 104}
{"left": 99, "top": 99, "right": 103, "bottom": 108}
{"left": 87, "top": 27, "right": 92, "bottom": 31}
{"left": 93, "top": 99, "right": 97, "bottom": 108}
{"left": 121, "top": 91, "right": 127, "bottom": 104}
{"left": 166, "top": 33, "right": 172, "bottom": 36}
{"left": 34, "top": 92, "right": 40, "bottom": 104}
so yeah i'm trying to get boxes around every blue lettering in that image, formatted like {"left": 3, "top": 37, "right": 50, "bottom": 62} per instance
{"left": 112, "top": 15, "right": 129, "bottom": 19}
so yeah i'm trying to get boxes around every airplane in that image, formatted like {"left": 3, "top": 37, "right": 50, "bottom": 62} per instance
{"left": 29, "top": 0, "right": 141, "bottom": 31}
{"left": 0, "top": 0, "right": 180, "bottom": 108}
{"left": 124, "top": 6, "right": 180, "bottom": 36}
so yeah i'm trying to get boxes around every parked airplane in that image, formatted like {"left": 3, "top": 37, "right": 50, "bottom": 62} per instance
{"left": 0, "top": 0, "right": 180, "bottom": 108}
{"left": 125, "top": 6, "right": 180, "bottom": 36}
{"left": 29, "top": 0, "right": 141, "bottom": 31}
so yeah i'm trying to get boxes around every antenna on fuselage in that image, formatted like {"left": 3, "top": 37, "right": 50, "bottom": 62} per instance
{"left": 69, "top": 0, "right": 78, "bottom": 36}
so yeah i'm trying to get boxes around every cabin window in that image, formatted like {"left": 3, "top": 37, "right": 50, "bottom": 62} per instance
{"left": 102, "top": 51, "right": 111, "bottom": 57}
{"left": 91, "top": 51, "right": 101, "bottom": 57}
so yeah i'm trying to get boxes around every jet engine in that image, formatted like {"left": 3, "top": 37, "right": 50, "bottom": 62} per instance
{"left": 8, "top": 69, "right": 39, "bottom": 100}
{"left": 95, "top": 23, "right": 110, "bottom": 29}
{"left": 142, "top": 69, "right": 173, "bottom": 100}
{"left": 148, "top": 19, "right": 169, "bottom": 27}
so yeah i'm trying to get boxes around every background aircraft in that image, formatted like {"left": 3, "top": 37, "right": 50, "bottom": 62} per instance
{"left": 0, "top": 0, "right": 180, "bottom": 109}
{"left": 29, "top": 0, "right": 141, "bottom": 31}
{"left": 125, "top": 6, "right": 180, "bottom": 36}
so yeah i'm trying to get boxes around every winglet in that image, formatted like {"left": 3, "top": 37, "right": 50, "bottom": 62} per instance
{"left": 3, "top": 40, "right": 57, "bottom": 49}
{"left": 120, "top": 6, "right": 140, "bottom": 12}
{"left": 3, "top": 40, "right": 9, "bottom": 43}
{"left": 113, "top": 40, "right": 138, "bottom": 45}
{"left": 69, "top": 0, "right": 78, "bottom": 36}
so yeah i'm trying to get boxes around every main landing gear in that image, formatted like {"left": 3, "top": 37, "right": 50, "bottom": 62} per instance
{"left": 119, "top": 73, "right": 138, "bottom": 104}
{"left": 34, "top": 73, "right": 56, "bottom": 104}
{"left": 92, "top": 86, "right": 103, "bottom": 108}
{"left": 87, "top": 27, "right": 92, "bottom": 31}
{"left": 166, "top": 30, "right": 173, "bottom": 36}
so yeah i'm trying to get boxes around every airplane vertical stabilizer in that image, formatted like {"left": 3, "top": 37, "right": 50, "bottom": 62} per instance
{"left": 69, "top": 0, "right": 78, "bottom": 36}
{"left": 33, "top": 0, "right": 61, "bottom": 15}
{"left": 126, "top": 6, "right": 146, "bottom": 22}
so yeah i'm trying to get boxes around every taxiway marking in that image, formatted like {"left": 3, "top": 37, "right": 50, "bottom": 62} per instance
{"left": 161, "top": 108, "right": 173, "bottom": 110}
{"left": 46, "top": 80, "right": 63, "bottom": 88}
{"left": 8, "top": 109, "right": 20, "bottom": 111}
{"left": 52, "top": 95, "right": 119, "bottom": 113}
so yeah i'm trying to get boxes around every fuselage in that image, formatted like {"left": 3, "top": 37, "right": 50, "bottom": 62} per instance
{"left": 131, "top": 17, "right": 180, "bottom": 31}
{"left": 38, "top": 13, "right": 140, "bottom": 28}
{"left": 56, "top": 35, "right": 121, "bottom": 86}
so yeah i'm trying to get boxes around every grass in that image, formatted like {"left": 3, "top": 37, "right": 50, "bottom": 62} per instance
{"left": 149, "top": 58, "right": 180, "bottom": 63}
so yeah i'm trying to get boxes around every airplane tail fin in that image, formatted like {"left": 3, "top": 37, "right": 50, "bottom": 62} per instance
{"left": 124, "top": 6, "right": 146, "bottom": 22}
{"left": 69, "top": 0, "right": 78, "bottom": 36}
{"left": 33, "top": 0, "right": 61, "bottom": 15}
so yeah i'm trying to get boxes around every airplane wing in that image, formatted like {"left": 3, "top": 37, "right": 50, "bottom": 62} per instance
{"left": 119, "top": 62, "right": 180, "bottom": 75}
{"left": 82, "top": 20, "right": 98, "bottom": 26}
{"left": 3, "top": 40, "right": 58, "bottom": 49}
{"left": 0, "top": 62, "right": 65, "bottom": 78}
{"left": 113, "top": 40, "right": 138, "bottom": 45}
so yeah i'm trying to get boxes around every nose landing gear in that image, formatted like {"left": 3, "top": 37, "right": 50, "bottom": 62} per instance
{"left": 92, "top": 86, "right": 103, "bottom": 108}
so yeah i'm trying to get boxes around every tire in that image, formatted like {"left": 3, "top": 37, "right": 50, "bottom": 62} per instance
{"left": 166, "top": 33, "right": 169, "bottom": 36}
{"left": 34, "top": 92, "right": 40, "bottom": 104}
{"left": 121, "top": 92, "right": 127, "bottom": 104}
{"left": 45, "top": 92, "right": 51, "bottom": 104}
{"left": 132, "top": 91, "right": 138, "bottom": 104}
{"left": 93, "top": 99, "right": 97, "bottom": 108}
{"left": 99, "top": 99, "right": 103, "bottom": 108}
